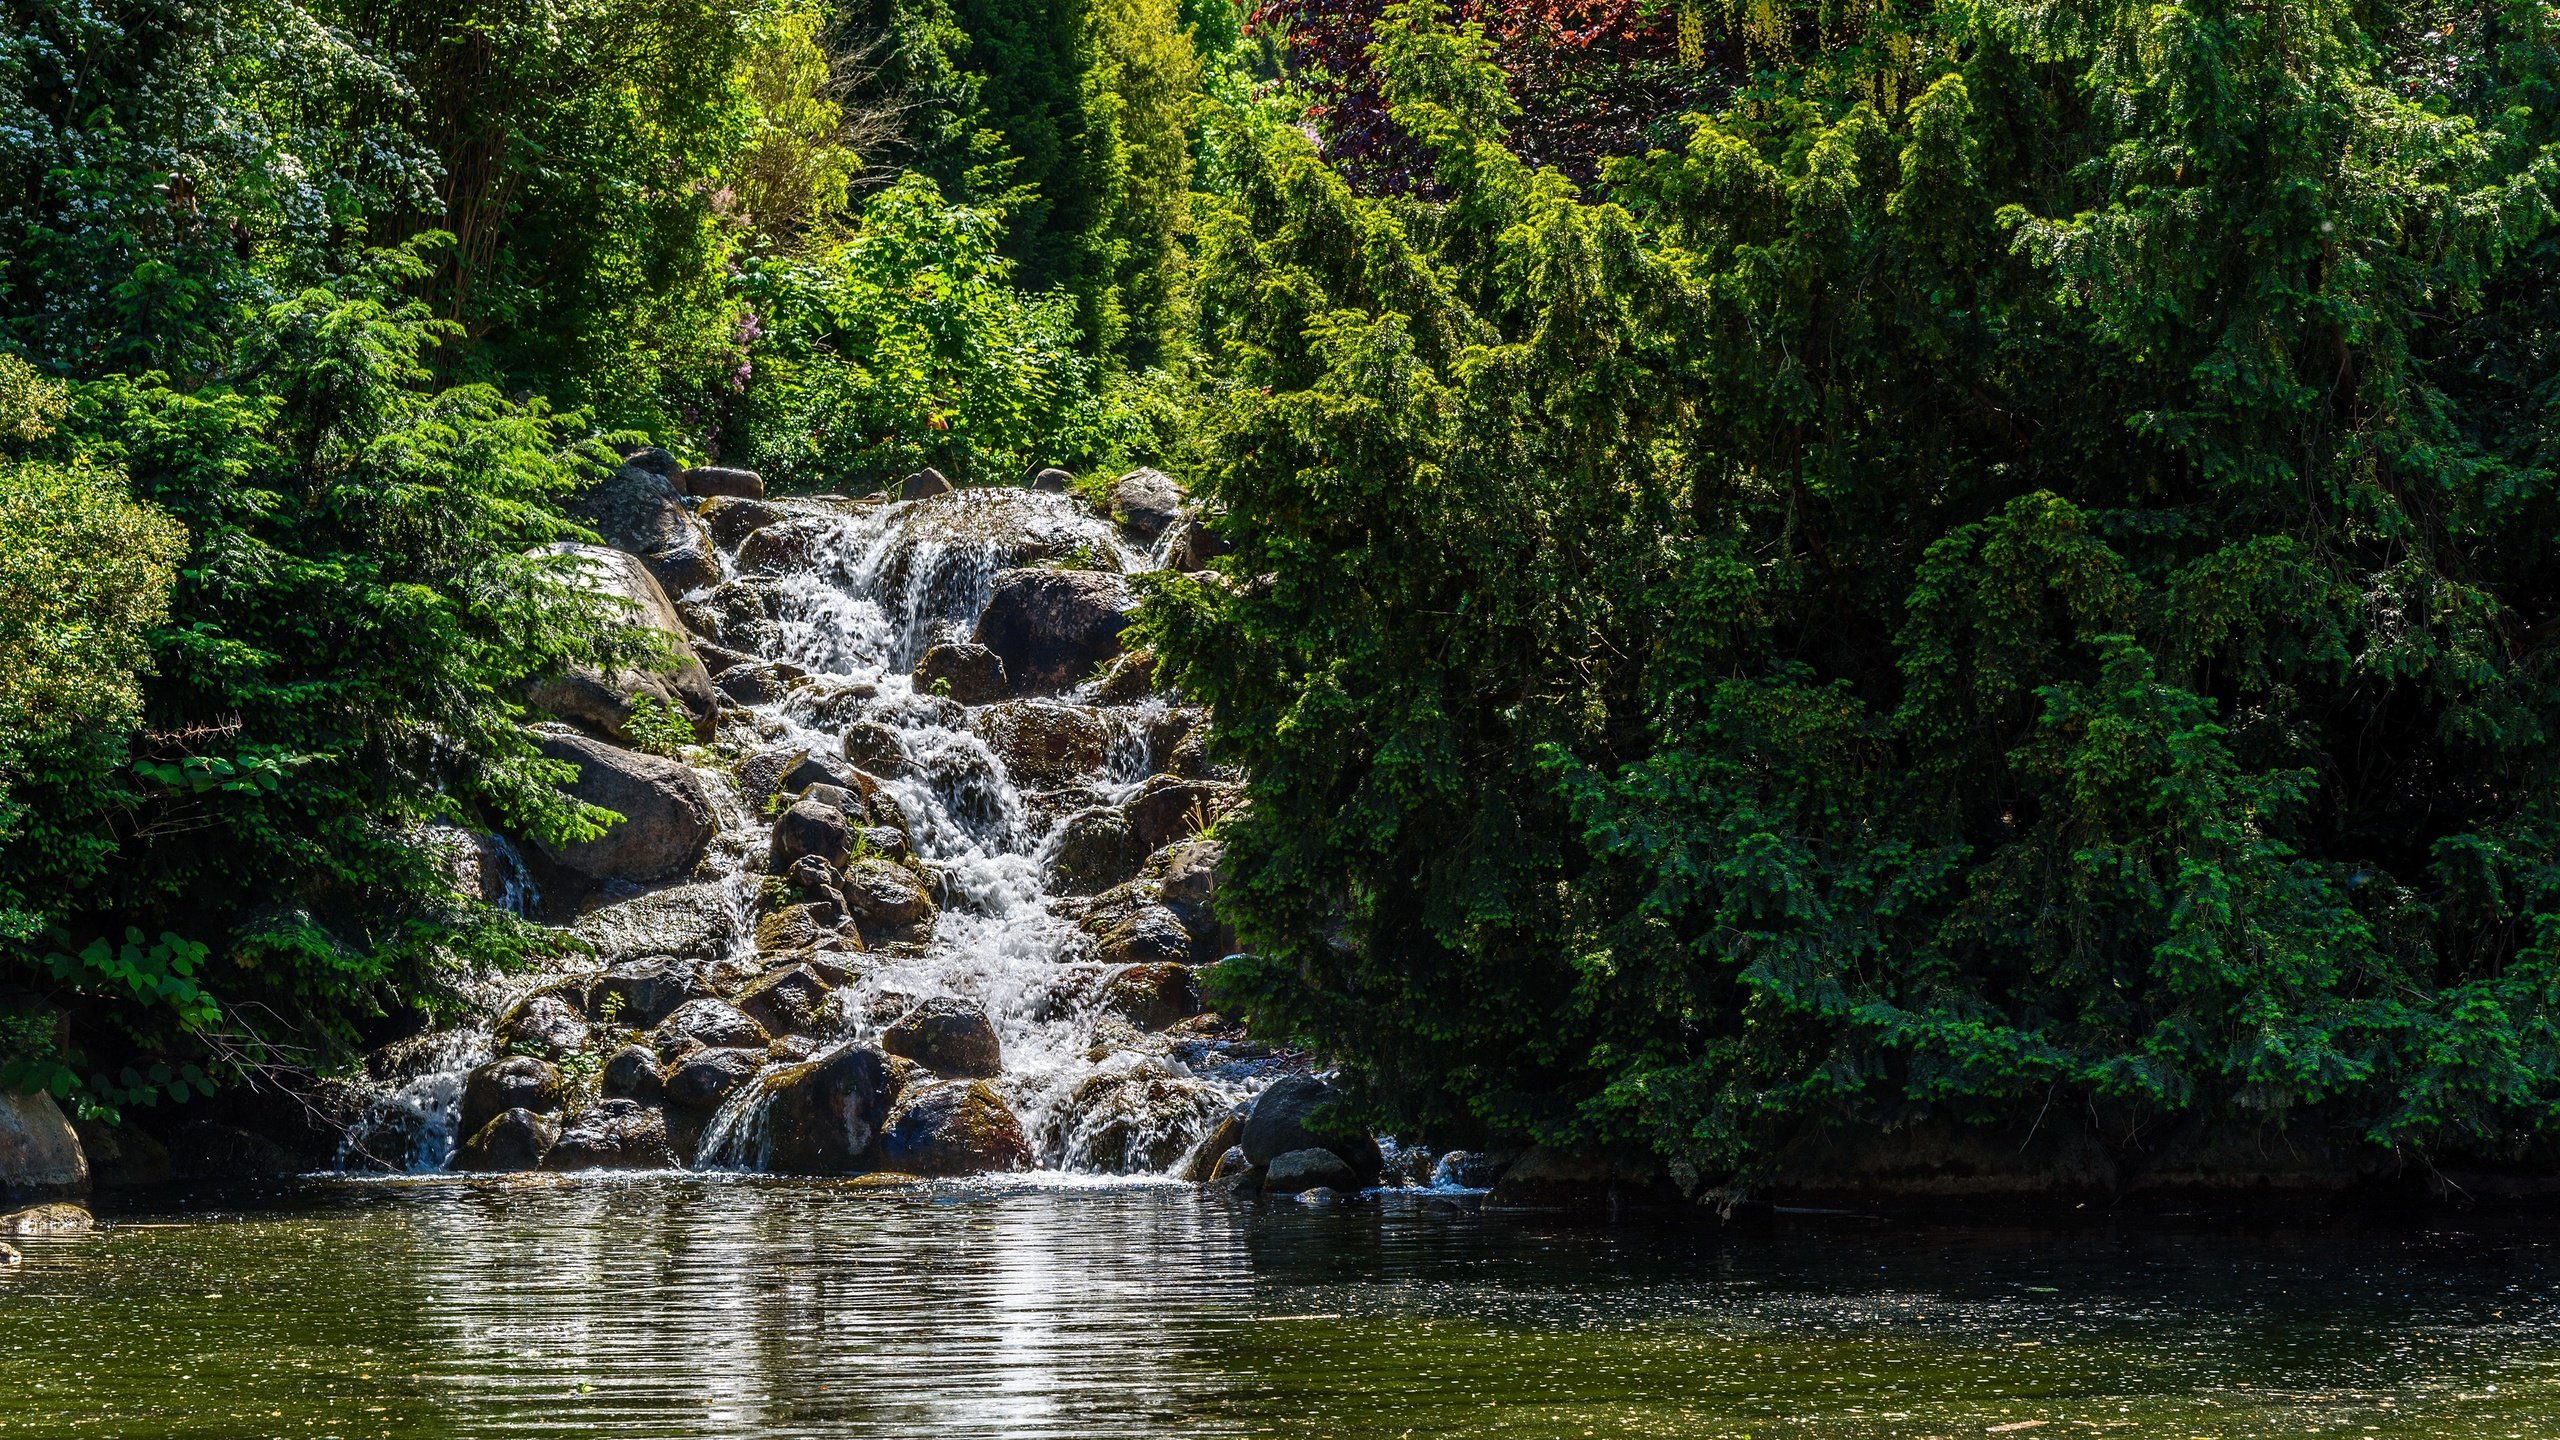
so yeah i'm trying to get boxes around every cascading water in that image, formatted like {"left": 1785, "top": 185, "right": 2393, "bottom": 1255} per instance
{"left": 344, "top": 483, "right": 1287, "bottom": 1180}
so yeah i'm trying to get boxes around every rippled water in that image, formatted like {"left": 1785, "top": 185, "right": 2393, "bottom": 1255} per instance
{"left": 8, "top": 1182, "right": 2560, "bottom": 1438}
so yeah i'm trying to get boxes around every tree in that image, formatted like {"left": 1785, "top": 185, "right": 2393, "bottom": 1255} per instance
{"left": 1144, "top": 0, "right": 2560, "bottom": 1176}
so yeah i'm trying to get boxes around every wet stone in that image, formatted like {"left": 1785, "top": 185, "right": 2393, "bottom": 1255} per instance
{"left": 912, "top": 642, "right": 1007, "bottom": 706}
{"left": 735, "top": 963, "right": 834, "bottom": 1037}
{"left": 839, "top": 858, "right": 934, "bottom": 934}
{"left": 1047, "top": 807, "right": 1143, "bottom": 896}
{"left": 880, "top": 997, "right": 1002, "bottom": 1078}
{"left": 878, "top": 1080, "right": 1031, "bottom": 1177}
{"left": 493, "top": 995, "right": 588, "bottom": 1061}
{"left": 839, "top": 721, "right": 910, "bottom": 776}
{"left": 460, "top": 1056, "right": 565, "bottom": 1139}
{"left": 770, "top": 799, "right": 854, "bottom": 871}
{"left": 602, "top": 1045, "right": 666, "bottom": 1103}
{"left": 541, "top": 1100, "right": 676, "bottom": 1171}
{"left": 1265, "top": 1147, "right": 1358, "bottom": 1194}
{"left": 590, "top": 957, "right": 709, "bottom": 1029}
{"left": 456, "top": 1109, "right": 559, "bottom": 1173}
{"left": 653, "top": 998, "right": 769, "bottom": 1053}
{"left": 664, "top": 1047, "right": 765, "bottom": 1111}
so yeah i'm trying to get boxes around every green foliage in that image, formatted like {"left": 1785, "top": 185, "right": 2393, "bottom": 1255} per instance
{"left": 1146, "top": 0, "right": 2560, "bottom": 1173}
{"left": 621, "top": 694, "right": 699, "bottom": 759}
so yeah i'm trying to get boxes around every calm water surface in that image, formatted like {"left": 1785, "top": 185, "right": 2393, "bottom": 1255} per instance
{"left": 5, "top": 1177, "right": 2557, "bottom": 1438}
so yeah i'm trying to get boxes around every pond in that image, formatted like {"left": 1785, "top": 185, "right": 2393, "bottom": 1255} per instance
{"left": 4, "top": 1178, "right": 2556, "bottom": 1439}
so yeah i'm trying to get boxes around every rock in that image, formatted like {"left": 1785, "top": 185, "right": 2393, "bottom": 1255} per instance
{"left": 601, "top": 1044, "right": 667, "bottom": 1103}
{"left": 619, "top": 446, "right": 681, "bottom": 476}
{"left": 699, "top": 495, "right": 787, "bottom": 551}
{"left": 769, "top": 799, "right": 854, "bottom": 872}
{"left": 1094, "top": 904, "right": 1193, "bottom": 968}
{"left": 1162, "top": 515, "right": 1230, "bottom": 572}
{"left": 664, "top": 1047, "right": 765, "bottom": 1111}
{"left": 1433, "top": 1150, "right": 1506, "bottom": 1189}
{"left": 460, "top": 1057, "right": 566, "bottom": 1139}
{"left": 839, "top": 858, "right": 935, "bottom": 934}
{"left": 881, "top": 997, "right": 1002, "bottom": 1078}
{"left": 0, "top": 1242, "right": 15, "bottom": 1266}
{"left": 542, "top": 1100, "right": 676, "bottom": 1171}
{"left": 690, "top": 640, "right": 752, "bottom": 675}
{"left": 0, "top": 1089, "right": 88, "bottom": 1203}
{"left": 678, "top": 578, "right": 778, "bottom": 651}
{"left": 524, "top": 544, "right": 719, "bottom": 744}
{"left": 566, "top": 462, "right": 721, "bottom": 596}
{"left": 1154, "top": 838, "right": 1235, "bottom": 962}
{"left": 756, "top": 902, "right": 846, "bottom": 954}
{"left": 680, "top": 465, "right": 764, "bottom": 500}
{"left": 1029, "top": 467, "right": 1074, "bottom": 492}
{"left": 590, "top": 957, "right": 711, "bottom": 1029}
{"left": 972, "top": 700, "right": 1115, "bottom": 787}
{"left": 653, "top": 998, "right": 770, "bottom": 1053}
{"left": 899, "top": 467, "right": 953, "bottom": 500}
{"left": 756, "top": 1043, "right": 906, "bottom": 1173}
{"left": 572, "top": 882, "right": 735, "bottom": 966}
{"left": 71, "top": 1118, "right": 172, "bottom": 1189}
{"left": 1057, "top": 1070, "right": 1227, "bottom": 1173}
{"left": 423, "top": 826, "right": 530, "bottom": 911}
{"left": 736, "top": 746, "right": 859, "bottom": 811}
{"left": 0, "top": 1201, "right": 95, "bottom": 1236}
{"left": 526, "top": 729, "right": 717, "bottom": 884}
{"left": 162, "top": 1121, "right": 307, "bottom": 1178}
{"left": 1485, "top": 1145, "right": 1673, "bottom": 1209}
{"left": 1241, "top": 1074, "right": 1382, "bottom": 1184}
{"left": 1107, "top": 467, "right": 1185, "bottom": 540}
{"left": 912, "top": 642, "right": 1007, "bottom": 705}
{"left": 492, "top": 995, "right": 588, "bottom": 1062}
{"left": 736, "top": 516, "right": 833, "bottom": 574}
{"left": 858, "top": 826, "right": 910, "bottom": 861}
{"left": 839, "top": 721, "right": 911, "bottom": 776}
{"left": 455, "top": 1109, "right": 560, "bottom": 1172}
{"left": 1179, "top": 1112, "right": 1246, "bottom": 1183}
{"left": 715, "top": 663, "right": 787, "bottom": 706}
{"left": 735, "top": 963, "right": 835, "bottom": 1037}
{"left": 1265, "top": 1147, "right": 1358, "bottom": 1194}
{"left": 879, "top": 1080, "right": 1032, "bottom": 1177}
{"left": 1091, "top": 651, "right": 1156, "bottom": 706}
{"left": 971, "top": 569, "right": 1134, "bottom": 695}
{"left": 1120, "top": 775, "right": 1238, "bottom": 852}
{"left": 1048, "top": 807, "right": 1143, "bottom": 896}
{"left": 1098, "top": 962, "right": 1200, "bottom": 1031}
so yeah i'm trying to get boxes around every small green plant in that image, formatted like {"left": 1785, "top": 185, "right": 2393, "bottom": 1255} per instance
{"left": 930, "top": 676, "right": 954, "bottom": 698}
{"left": 621, "top": 694, "right": 695, "bottom": 757}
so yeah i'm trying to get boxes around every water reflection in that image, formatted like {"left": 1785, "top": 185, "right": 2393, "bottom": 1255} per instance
{"left": 4, "top": 1178, "right": 2558, "bottom": 1438}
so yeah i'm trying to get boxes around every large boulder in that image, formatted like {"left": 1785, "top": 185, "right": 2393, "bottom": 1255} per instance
{"left": 1029, "top": 467, "right": 1074, "bottom": 492}
{"left": 1107, "top": 467, "right": 1185, "bottom": 540}
{"left": 653, "top": 998, "right": 770, "bottom": 1053}
{"left": 899, "top": 467, "right": 953, "bottom": 500}
{"left": 1047, "top": 807, "right": 1143, "bottom": 896}
{"left": 680, "top": 466, "right": 765, "bottom": 500}
{"left": 735, "top": 963, "right": 835, "bottom": 1037}
{"left": 526, "top": 729, "right": 717, "bottom": 884}
{"left": 699, "top": 495, "right": 786, "bottom": 550}
{"left": 664, "top": 1046, "right": 765, "bottom": 1111}
{"left": 1120, "top": 775, "right": 1239, "bottom": 853}
{"left": 589, "top": 956, "right": 713, "bottom": 1029}
{"left": 566, "top": 462, "right": 720, "bottom": 596}
{"left": 1098, "top": 962, "right": 1200, "bottom": 1031}
{"left": 881, "top": 997, "right": 1003, "bottom": 1078}
{"left": 769, "top": 799, "right": 854, "bottom": 872}
{"left": 1155, "top": 838, "right": 1235, "bottom": 962}
{"left": 1057, "top": 1070, "right": 1227, "bottom": 1173}
{"left": 1241, "top": 1074, "right": 1382, "bottom": 1184}
{"left": 493, "top": 993, "right": 589, "bottom": 1060}
{"left": 572, "top": 882, "right": 735, "bottom": 966}
{"left": 839, "top": 858, "right": 935, "bottom": 935}
{"left": 0, "top": 1089, "right": 88, "bottom": 1203}
{"left": 678, "top": 578, "right": 779, "bottom": 651}
{"left": 971, "top": 701, "right": 1115, "bottom": 787}
{"left": 524, "top": 544, "right": 718, "bottom": 744}
{"left": 878, "top": 1080, "right": 1032, "bottom": 1177}
{"left": 1093, "top": 904, "right": 1193, "bottom": 969}
{"left": 459, "top": 1057, "right": 565, "bottom": 1140}
{"left": 455, "top": 1109, "right": 559, "bottom": 1172}
{"left": 756, "top": 1043, "right": 907, "bottom": 1173}
{"left": 1265, "top": 1146, "right": 1358, "bottom": 1195}
{"left": 913, "top": 642, "right": 1007, "bottom": 705}
{"left": 541, "top": 1100, "right": 677, "bottom": 1171}
{"left": 971, "top": 569, "right": 1133, "bottom": 695}
{"left": 601, "top": 1044, "right": 666, "bottom": 1103}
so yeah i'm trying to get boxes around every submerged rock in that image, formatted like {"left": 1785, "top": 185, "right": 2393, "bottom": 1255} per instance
{"left": 0, "top": 1201, "right": 95, "bottom": 1236}
{"left": 971, "top": 569, "right": 1133, "bottom": 695}
{"left": 879, "top": 1080, "right": 1031, "bottom": 1177}
{"left": 526, "top": 730, "right": 717, "bottom": 885}
{"left": 457, "top": 1109, "right": 560, "bottom": 1172}
{"left": 881, "top": 997, "right": 1002, "bottom": 1078}
{"left": 542, "top": 1100, "right": 676, "bottom": 1171}
{"left": 460, "top": 1057, "right": 566, "bottom": 1140}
